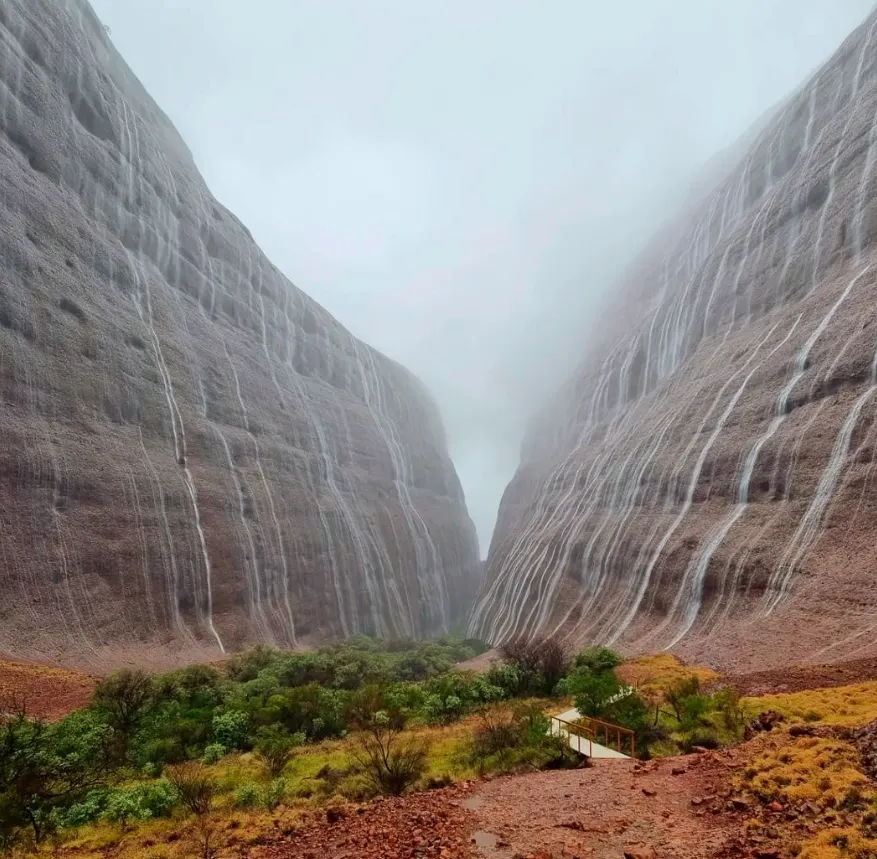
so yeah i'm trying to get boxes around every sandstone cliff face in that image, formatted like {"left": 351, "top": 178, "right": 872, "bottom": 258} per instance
{"left": 0, "top": 0, "right": 479, "bottom": 666}
{"left": 473, "top": 8, "right": 877, "bottom": 672}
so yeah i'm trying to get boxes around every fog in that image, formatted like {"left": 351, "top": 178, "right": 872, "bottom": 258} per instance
{"left": 91, "top": 0, "right": 875, "bottom": 555}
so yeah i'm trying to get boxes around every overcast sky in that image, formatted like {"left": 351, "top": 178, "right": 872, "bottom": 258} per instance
{"left": 91, "top": 0, "right": 875, "bottom": 555}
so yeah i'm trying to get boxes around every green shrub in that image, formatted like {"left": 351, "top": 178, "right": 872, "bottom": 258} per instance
{"left": 227, "top": 646, "right": 280, "bottom": 682}
{"left": 261, "top": 778, "right": 287, "bottom": 810}
{"left": 422, "top": 694, "right": 466, "bottom": 725}
{"left": 201, "top": 743, "right": 226, "bottom": 765}
{"left": 92, "top": 669, "right": 154, "bottom": 763}
{"left": 469, "top": 675, "right": 506, "bottom": 703}
{"left": 665, "top": 676, "right": 702, "bottom": 722}
{"left": 254, "top": 725, "right": 303, "bottom": 777}
{"left": 348, "top": 685, "right": 428, "bottom": 796}
{"left": 212, "top": 711, "right": 250, "bottom": 751}
{"left": 103, "top": 781, "right": 177, "bottom": 825}
{"left": 484, "top": 663, "right": 523, "bottom": 698}
{"left": 561, "top": 666, "right": 622, "bottom": 717}
{"left": 234, "top": 783, "right": 261, "bottom": 809}
{"left": 56, "top": 790, "right": 109, "bottom": 828}
{"left": 0, "top": 708, "right": 111, "bottom": 845}
{"left": 573, "top": 647, "right": 624, "bottom": 675}
{"left": 465, "top": 704, "right": 579, "bottom": 775}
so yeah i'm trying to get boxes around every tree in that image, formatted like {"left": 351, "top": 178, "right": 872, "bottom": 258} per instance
{"left": 566, "top": 668, "right": 625, "bottom": 720}
{"left": 664, "top": 676, "right": 702, "bottom": 723}
{"left": 499, "top": 636, "right": 572, "bottom": 696}
{"left": 499, "top": 637, "right": 543, "bottom": 677}
{"left": 254, "top": 725, "right": 303, "bottom": 778}
{"left": 537, "top": 638, "right": 572, "bottom": 693}
{"left": 348, "top": 686, "right": 428, "bottom": 796}
{"left": 164, "top": 763, "right": 214, "bottom": 816}
{"left": 0, "top": 704, "right": 109, "bottom": 845}
{"left": 92, "top": 669, "right": 154, "bottom": 762}
{"left": 572, "top": 646, "right": 624, "bottom": 675}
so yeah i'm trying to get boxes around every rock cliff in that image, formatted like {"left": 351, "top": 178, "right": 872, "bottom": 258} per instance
{"left": 473, "top": 8, "right": 877, "bottom": 671}
{"left": 0, "top": 0, "right": 479, "bottom": 666}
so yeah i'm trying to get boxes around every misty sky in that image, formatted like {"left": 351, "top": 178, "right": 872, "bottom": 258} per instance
{"left": 91, "top": 0, "right": 875, "bottom": 554}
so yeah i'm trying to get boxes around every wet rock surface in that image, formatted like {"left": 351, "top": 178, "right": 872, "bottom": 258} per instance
{"left": 716, "top": 655, "right": 877, "bottom": 697}
{"left": 0, "top": 0, "right": 479, "bottom": 666}
{"left": 472, "top": 7, "right": 877, "bottom": 670}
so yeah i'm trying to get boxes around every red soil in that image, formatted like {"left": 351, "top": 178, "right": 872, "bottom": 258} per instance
{"left": 717, "top": 654, "right": 877, "bottom": 697}
{"left": 255, "top": 753, "right": 746, "bottom": 859}
{"left": 0, "top": 657, "right": 95, "bottom": 720}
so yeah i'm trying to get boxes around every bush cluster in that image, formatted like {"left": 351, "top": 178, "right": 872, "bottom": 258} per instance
{"left": 464, "top": 703, "right": 580, "bottom": 774}
{"left": 0, "top": 637, "right": 485, "bottom": 848}
{"left": 558, "top": 650, "right": 746, "bottom": 757}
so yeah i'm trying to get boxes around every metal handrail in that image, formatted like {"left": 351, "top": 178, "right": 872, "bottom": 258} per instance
{"left": 550, "top": 714, "right": 636, "bottom": 759}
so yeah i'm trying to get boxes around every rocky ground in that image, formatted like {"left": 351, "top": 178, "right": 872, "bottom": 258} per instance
{"left": 254, "top": 754, "right": 745, "bottom": 859}
{"left": 256, "top": 785, "right": 475, "bottom": 859}
{"left": 717, "top": 655, "right": 877, "bottom": 697}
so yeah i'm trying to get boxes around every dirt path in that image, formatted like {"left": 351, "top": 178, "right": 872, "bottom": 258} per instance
{"left": 256, "top": 785, "right": 477, "bottom": 859}
{"left": 465, "top": 756, "right": 737, "bottom": 859}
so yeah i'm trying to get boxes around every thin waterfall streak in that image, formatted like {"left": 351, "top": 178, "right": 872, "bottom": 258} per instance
{"left": 768, "top": 384, "right": 877, "bottom": 613}
{"left": 645, "top": 315, "right": 803, "bottom": 646}
{"left": 225, "top": 348, "right": 297, "bottom": 644}
{"left": 127, "top": 252, "right": 224, "bottom": 652}
{"left": 212, "top": 426, "right": 274, "bottom": 642}
{"left": 606, "top": 319, "right": 782, "bottom": 645}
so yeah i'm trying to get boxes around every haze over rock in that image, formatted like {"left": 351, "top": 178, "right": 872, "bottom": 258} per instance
{"left": 472, "top": 7, "right": 877, "bottom": 671}
{"left": 0, "top": 0, "right": 479, "bottom": 666}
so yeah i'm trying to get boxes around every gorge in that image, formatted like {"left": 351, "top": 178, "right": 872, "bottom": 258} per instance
{"left": 5, "top": 0, "right": 877, "bottom": 675}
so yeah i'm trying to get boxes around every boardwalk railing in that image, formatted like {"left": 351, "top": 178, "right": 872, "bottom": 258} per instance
{"left": 549, "top": 714, "right": 636, "bottom": 759}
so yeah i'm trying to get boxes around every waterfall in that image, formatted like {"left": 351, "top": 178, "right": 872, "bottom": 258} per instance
{"left": 605, "top": 320, "right": 782, "bottom": 645}
{"left": 225, "top": 349, "right": 297, "bottom": 644}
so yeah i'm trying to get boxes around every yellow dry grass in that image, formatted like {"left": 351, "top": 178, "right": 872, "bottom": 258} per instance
{"left": 736, "top": 722, "right": 877, "bottom": 859}
{"left": 742, "top": 680, "right": 877, "bottom": 727}
{"left": 740, "top": 736, "right": 869, "bottom": 806}
{"left": 796, "top": 826, "right": 877, "bottom": 859}
{"left": 617, "top": 653, "right": 718, "bottom": 696}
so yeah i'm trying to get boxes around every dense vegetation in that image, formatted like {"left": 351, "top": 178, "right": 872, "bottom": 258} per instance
{"left": 0, "top": 636, "right": 749, "bottom": 854}
{"left": 560, "top": 647, "right": 748, "bottom": 755}
{"left": 0, "top": 636, "right": 570, "bottom": 851}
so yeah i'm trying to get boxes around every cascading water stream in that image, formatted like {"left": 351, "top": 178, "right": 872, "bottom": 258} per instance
{"left": 352, "top": 340, "right": 450, "bottom": 633}
{"left": 767, "top": 289, "right": 877, "bottom": 613}
{"left": 225, "top": 348, "right": 297, "bottom": 644}
{"left": 655, "top": 314, "right": 806, "bottom": 647}
{"left": 656, "top": 266, "right": 871, "bottom": 644}
{"left": 120, "top": 114, "right": 225, "bottom": 651}
{"left": 211, "top": 424, "right": 275, "bottom": 643}
{"left": 604, "top": 320, "right": 783, "bottom": 645}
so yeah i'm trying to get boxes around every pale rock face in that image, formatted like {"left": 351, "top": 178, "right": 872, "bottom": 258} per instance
{"left": 0, "top": 0, "right": 480, "bottom": 667}
{"left": 472, "top": 9, "right": 877, "bottom": 672}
